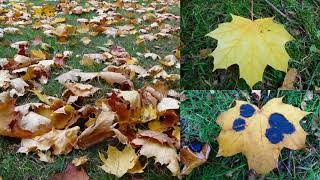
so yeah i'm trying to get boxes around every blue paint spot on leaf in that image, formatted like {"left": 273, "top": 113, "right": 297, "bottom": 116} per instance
{"left": 188, "top": 142, "right": 203, "bottom": 152}
{"left": 240, "top": 104, "right": 255, "bottom": 117}
{"left": 269, "top": 113, "right": 295, "bottom": 134}
{"left": 265, "top": 128, "right": 284, "bottom": 144}
{"left": 232, "top": 118, "right": 246, "bottom": 132}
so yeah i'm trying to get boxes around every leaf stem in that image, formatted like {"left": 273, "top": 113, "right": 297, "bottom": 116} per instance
{"left": 251, "top": 0, "right": 254, "bottom": 20}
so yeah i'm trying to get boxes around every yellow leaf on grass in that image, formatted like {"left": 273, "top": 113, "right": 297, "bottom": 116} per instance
{"left": 207, "top": 15, "right": 294, "bottom": 87}
{"left": 31, "top": 49, "right": 46, "bottom": 60}
{"left": 30, "top": 89, "right": 51, "bottom": 105}
{"left": 42, "top": 5, "right": 55, "bottom": 17}
{"left": 216, "top": 97, "right": 310, "bottom": 174}
{"left": 99, "top": 145, "right": 138, "bottom": 178}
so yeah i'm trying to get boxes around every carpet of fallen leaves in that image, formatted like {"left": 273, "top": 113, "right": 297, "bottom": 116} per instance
{"left": 0, "top": 0, "right": 183, "bottom": 178}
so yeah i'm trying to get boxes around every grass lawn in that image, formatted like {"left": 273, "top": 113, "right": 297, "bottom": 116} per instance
{"left": 181, "top": 0, "right": 320, "bottom": 90}
{"left": 181, "top": 90, "right": 320, "bottom": 179}
{"left": 0, "top": 0, "right": 180, "bottom": 179}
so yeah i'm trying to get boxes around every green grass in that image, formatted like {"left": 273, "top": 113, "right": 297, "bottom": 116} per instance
{"left": 0, "top": 0, "right": 179, "bottom": 179}
{"left": 181, "top": 90, "right": 320, "bottom": 179}
{"left": 181, "top": 0, "right": 320, "bottom": 90}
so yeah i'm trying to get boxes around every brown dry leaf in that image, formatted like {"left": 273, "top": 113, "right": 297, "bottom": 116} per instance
{"left": 77, "top": 23, "right": 90, "bottom": 34}
{"left": 99, "top": 145, "right": 138, "bottom": 178}
{"left": 107, "top": 92, "right": 131, "bottom": 122}
{"left": 64, "top": 82, "right": 99, "bottom": 97}
{"left": 53, "top": 163, "right": 89, "bottom": 180}
{"left": 0, "top": 98, "right": 32, "bottom": 138}
{"left": 38, "top": 151, "right": 54, "bottom": 163}
{"left": 10, "top": 78, "right": 29, "bottom": 97}
{"left": 180, "top": 144, "right": 211, "bottom": 176}
{"left": 132, "top": 137, "right": 180, "bottom": 176}
{"left": 18, "top": 126, "right": 80, "bottom": 155}
{"left": 77, "top": 104, "right": 116, "bottom": 149}
{"left": 19, "top": 111, "right": 52, "bottom": 136}
{"left": 51, "top": 104, "right": 79, "bottom": 129}
{"left": 160, "top": 55, "right": 177, "bottom": 67}
{"left": 148, "top": 110, "right": 179, "bottom": 132}
{"left": 72, "top": 155, "right": 89, "bottom": 166}
{"left": 157, "top": 97, "right": 179, "bottom": 112}
{"left": 137, "top": 130, "right": 175, "bottom": 145}
{"left": 80, "top": 37, "right": 91, "bottom": 45}
{"left": 56, "top": 69, "right": 98, "bottom": 84}
{"left": 280, "top": 68, "right": 298, "bottom": 90}
{"left": 99, "top": 72, "right": 133, "bottom": 90}
{"left": 144, "top": 53, "right": 160, "bottom": 60}
{"left": 0, "top": 70, "right": 13, "bottom": 88}
{"left": 118, "top": 90, "right": 141, "bottom": 109}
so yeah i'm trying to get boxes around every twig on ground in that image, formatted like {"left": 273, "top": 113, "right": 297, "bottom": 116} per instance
{"left": 263, "top": 0, "right": 295, "bottom": 22}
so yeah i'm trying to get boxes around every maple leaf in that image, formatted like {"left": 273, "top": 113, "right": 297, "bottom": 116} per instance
{"left": 76, "top": 103, "right": 116, "bottom": 149}
{"left": 18, "top": 126, "right": 80, "bottom": 155}
{"left": 99, "top": 145, "right": 138, "bottom": 178}
{"left": 132, "top": 131, "right": 180, "bottom": 176}
{"left": 216, "top": 97, "right": 310, "bottom": 174}
{"left": 207, "top": 15, "right": 294, "bottom": 87}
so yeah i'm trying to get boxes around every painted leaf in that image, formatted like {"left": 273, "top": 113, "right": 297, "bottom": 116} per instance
{"left": 216, "top": 97, "right": 310, "bottom": 174}
{"left": 207, "top": 15, "right": 294, "bottom": 87}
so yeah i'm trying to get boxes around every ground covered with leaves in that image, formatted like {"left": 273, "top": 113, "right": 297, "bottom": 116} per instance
{"left": 181, "top": 0, "right": 320, "bottom": 90}
{"left": 0, "top": 0, "right": 181, "bottom": 179}
{"left": 181, "top": 90, "right": 320, "bottom": 179}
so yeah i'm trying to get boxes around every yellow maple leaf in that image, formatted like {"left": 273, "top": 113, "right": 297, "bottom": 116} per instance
{"left": 216, "top": 97, "right": 310, "bottom": 174}
{"left": 42, "top": 5, "right": 55, "bottom": 17}
{"left": 207, "top": 15, "right": 294, "bottom": 87}
{"left": 99, "top": 145, "right": 138, "bottom": 178}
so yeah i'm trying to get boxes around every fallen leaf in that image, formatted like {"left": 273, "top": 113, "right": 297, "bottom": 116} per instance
{"left": 53, "top": 163, "right": 89, "bottom": 180}
{"left": 180, "top": 144, "right": 211, "bottom": 176}
{"left": 77, "top": 104, "right": 116, "bottom": 149}
{"left": 157, "top": 97, "right": 179, "bottom": 112}
{"left": 132, "top": 137, "right": 180, "bottom": 176}
{"left": 18, "top": 126, "right": 80, "bottom": 155}
{"left": 0, "top": 98, "right": 32, "bottom": 138}
{"left": 160, "top": 55, "right": 177, "bottom": 67}
{"left": 207, "top": 15, "right": 294, "bottom": 87}
{"left": 280, "top": 68, "right": 298, "bottom": 90}
{"left": 38, "top": 151, "right": 54, "bottom": 163}
{"left": 31, "top": 49, "right": 46, "bottom": 60}
{"left": 80, "top": 37, "right": 91, "bottom": 45}
{"left": 72, "top": 155, "right": 89, "bottom": 166}
{"left": 216, "top": 97, "right": 310, "bottom": 174}
{"left": 64, "top": 83, "right": 99, "bottom": 97}
{"left": 99, "top": 145, "right": 138, "bottom": 178}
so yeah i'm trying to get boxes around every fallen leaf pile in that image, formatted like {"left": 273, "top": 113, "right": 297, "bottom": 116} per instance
{"left": 216, "top": 97, "right": 310, "bottom": 174}
{"left": 207, "top": 15, "right": 294, "bottom": 87}
{"left": 0, "top": 0, "right": 181, "bottom": 178}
